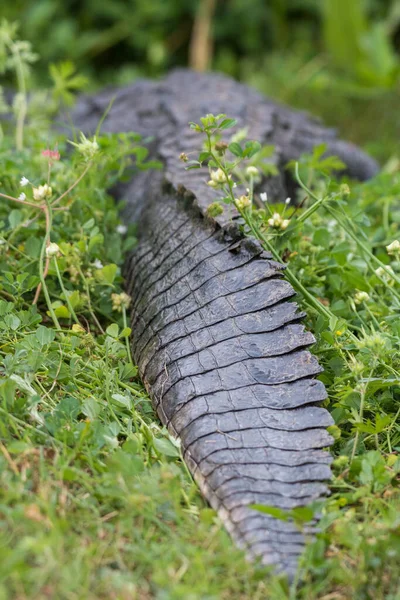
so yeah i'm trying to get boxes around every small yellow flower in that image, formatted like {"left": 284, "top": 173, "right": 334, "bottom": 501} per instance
{"left": 33, "top": 184, "right": 52, "bottom": 201}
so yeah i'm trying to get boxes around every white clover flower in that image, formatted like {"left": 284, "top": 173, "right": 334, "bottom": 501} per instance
{"left": 45, "top": 242, "right": 60, "bottom": 258}
{"left": 93, "top": 259, "right": 104, "bottom": 269}
{"left": 375, "top": 265, "right": 395, "bottom": 282}
{"left": 354, "top": 291, "right": 370, "bottom": 305}
{"left": 260, "top": 192, "right": 268, "bottom": 203}
{"left": 111, "top": 292, "right": 131, "bottom": 312}
{"left": 268, "top": 212, "right": 290, "bottom": 230}
{"left": 285, "top": 197, "right": 291, "bottom": 205}
{"left": 236, "top": 195, "right": 251, "bottom": 210}
{"left": 20, "top": 176, "right": 29, "bottom": 187}
{"left": 33, "top": 184, "right": 52, "bottom": 201}
{"left": 116, "top": 224, "right": 127, "bottom": 235}
{"left": 18, "top": 193, "right": 26, "bottom": 201}
{"left": 210, "top": 168, "right": 229, "bottom": 185}
{"left": 246, "top": 166, "right": 259, "bottom": 177}
{"left": 386, "top": 240, "right": 400, "bottom": 256}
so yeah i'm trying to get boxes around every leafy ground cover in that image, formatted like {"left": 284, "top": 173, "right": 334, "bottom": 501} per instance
{"left": 0, "top": 23, "right": 400, "bottom": 600}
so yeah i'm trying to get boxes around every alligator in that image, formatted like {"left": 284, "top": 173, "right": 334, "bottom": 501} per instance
{"left": 72, "top": 69, "right": 378, "bottom": 578}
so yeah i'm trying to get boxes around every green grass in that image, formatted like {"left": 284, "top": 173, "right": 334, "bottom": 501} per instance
{"left": 1, "top": 23, "right": 400, "bottom": 600}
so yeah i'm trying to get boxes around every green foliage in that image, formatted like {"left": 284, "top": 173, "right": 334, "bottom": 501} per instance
{"left": 189, "top": 115, "right": 400, "bottom": 598}
{"left": 0, "top": 0, "right": 398, "bottom": 91}
{"left": 0, "top": 27, "right": 276, "bottom": 600}
{"left": 1, "top": 17, "right": 400, "bottom": 600}
{"left": 323, "top": 0, "right": 400, "bottom": 89}
{"left": 2, "top": 1, "right": 400, "bottom": 161}
{"left": 49, "top": 61, "right": 88, "bottom": 106}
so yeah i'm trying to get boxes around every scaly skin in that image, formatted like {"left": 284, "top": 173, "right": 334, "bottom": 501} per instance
{"left": 73, "top": 70, "right": 378, "bottom": 577}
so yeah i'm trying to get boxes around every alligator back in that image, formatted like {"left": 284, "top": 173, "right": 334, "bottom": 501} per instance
{"left": 73, "top": 70, "right": 378, "bottom": 577}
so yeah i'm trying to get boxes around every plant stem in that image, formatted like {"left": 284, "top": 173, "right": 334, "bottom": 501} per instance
{"left": 76, "top": 265, "right": 105, "bottom": 334}
{"left": 12, "top": 42, "right": 27, "bottom": 151}
{"left": 52, "top": 161, "right": 93, "bottom": 207}
{"left": 295, "top": 164, "right": 400, "bottom": 293}
{"left": 37, "top": 202, "right": 61, "bottom": 329}
{"left": 122, "top": 305, "right": 135, "bottom": 369}
{"left": 54, "top": 257, "right": 80, "bottom": 325}
{"left": 206, "top": 135, "right": 343, "bottom": 327}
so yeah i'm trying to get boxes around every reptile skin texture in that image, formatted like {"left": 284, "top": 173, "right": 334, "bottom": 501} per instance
{"left": 72, "top": 69, "right": 378, "bottom": 577}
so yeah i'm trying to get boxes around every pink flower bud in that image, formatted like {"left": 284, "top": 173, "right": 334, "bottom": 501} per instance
{"left": 42, "top": 149, "right": 60, "bottom": 161}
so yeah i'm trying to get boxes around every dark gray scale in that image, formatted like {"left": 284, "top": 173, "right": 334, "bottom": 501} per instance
{"left": 152, "top": 324, "right": 315, "bottom": 391}
{"left": 205, "top": 462, "right": 332, "bottom": 488}
{"left": 130, "top": 220, "right": 219, "bottom": 312}
{"left": 126, "top": 201, "right": 175, "bottom": 266}
{"left": 135, "top": 278, "right": 296, "bottom": 363}
{"left": 72, "top": 68, "right": 379, "bottom": 578}
{"left": 185, "top": 446, "right": 332, "bottom": 480}
{"left": 214, "top": 478, "right": 328, "bottom": 501}
{"left": 217, "top": 491, "right": 323, "bottom": 512}
{"left": 234, "top": 514, "right": 311, "bottom": 538}
{"left": 184, "top": 427, "right": 333, "bottom": 464}
{"left": 141, "top": 302, "right": 304, "bottom": 379}
{"left": 166, "top": 379, "right": 327, "bottom": 430}
{"left": 177, "top": 406, "right": 334, "bottom": 447}
{"left": 132, "top": 256, "right": 283, "bottom": 344}
{"left": 128, "top": 214, "right": 194, "bottom": 302}
{"left": 133, "top": 245, "right": 270, "bottom": 336}
{"left": 134, "top": 224, "right": 243, "bottom": 301}
{"left": 249, "top": 541, "right": 306, "bottom": 558}
{"left": 228, "top": 504, "right": 319, "bottom": 528}
{"left": 155, "top": 350, "right": 322, "bottom": 408}
{"left": 126, "top": 203, "right": 184, "bottom": 281}
{"left": 131, "top": 237, "right": 259, "bottom": 333}
{"left": 240, "top": 525, "right": 306, "bottom": 545}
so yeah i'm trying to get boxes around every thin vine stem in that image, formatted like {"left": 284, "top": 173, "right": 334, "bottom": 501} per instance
{"left": 205, "top": 133, "right": 348, "bottom": 330}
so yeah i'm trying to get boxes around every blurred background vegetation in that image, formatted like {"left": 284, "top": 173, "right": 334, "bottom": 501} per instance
{"left": 1, "top": 0, "right": 400, "bottom": 162}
